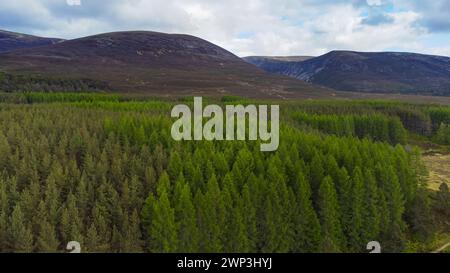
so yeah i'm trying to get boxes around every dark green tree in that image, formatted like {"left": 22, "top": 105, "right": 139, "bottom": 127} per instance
{"left": 435, "top": 183, "right": 450, "bottom": 217}
{"left": 175, "top": 183, "right": 199, "bottom": 253}
{"left": 146, "top": 188, "right": 178, "bottom": 253}
{"left": 197, "top": 175, "right": 224, "bottom": 252}
{"left": 9, "top": 205, "right": 34, "bottom": 253}
{"left": 293, "top": 172, "right": 321, "bottom": 252}
{"left": 348, "top": 167, "right": 364, "bottom": 252}
{"left": 318, "top": 176, "right": 345, "bottom": 252}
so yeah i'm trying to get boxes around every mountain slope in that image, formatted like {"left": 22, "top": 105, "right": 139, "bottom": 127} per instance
{"left": 246, "top": 51, "right": 450, "bottom": 96}
{"left": 244, "top": 56, "right": 313, "bottom": 63}
{"left": 0, "top": 31, "right": 332, "bottom": 98}
{"left": 244, "top": 56, "right": 313, "bottom": 74}
{"left": 0, "top": 29, "right": 63, "bottom": 53}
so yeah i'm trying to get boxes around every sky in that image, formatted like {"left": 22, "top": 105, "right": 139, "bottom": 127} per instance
{"left": 1, "top": 0, "right": 450, "bottom": 57}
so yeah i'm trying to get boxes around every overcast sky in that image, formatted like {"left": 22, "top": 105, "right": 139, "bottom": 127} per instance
{"left": 1, "top": 0, "right": 450, "bottom": 57}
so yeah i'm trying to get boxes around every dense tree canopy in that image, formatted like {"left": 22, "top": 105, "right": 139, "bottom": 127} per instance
{"left": 0, "top": 93, "right": 448, "bottom": 253}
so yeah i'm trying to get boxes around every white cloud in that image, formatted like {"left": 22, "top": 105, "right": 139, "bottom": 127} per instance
{"left": 366, "top": 0, "right": 383, "bottom": 6}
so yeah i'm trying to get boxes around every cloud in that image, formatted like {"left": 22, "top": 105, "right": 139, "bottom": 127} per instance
{"left": 361, "top": 13, "right": 394, "bottom": 25}
{"left": 360, "top": 1, "right": 395, "bottom": 26}
{"left": 396, "top": 0, "right": 450, "bottom": 32}
{"left": 0, "top": 0, "right": 448, "bottom": 57}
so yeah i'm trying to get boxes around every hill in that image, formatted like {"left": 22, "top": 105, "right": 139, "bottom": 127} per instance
{"left": 0, "top": 31, "right": 332, "bottom": 98}
{"left": 246, "top": 51, "right": 450, "bottom": 96}
{"left": 0, "top": 29, "right": 63, "bottom": 53}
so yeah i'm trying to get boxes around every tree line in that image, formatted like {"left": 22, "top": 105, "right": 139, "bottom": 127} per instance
{"left": 0, "top": 72, "right": 109, "bottom": 93}
{"left": 293, "top": 112, "right": 407, "bottom": 144}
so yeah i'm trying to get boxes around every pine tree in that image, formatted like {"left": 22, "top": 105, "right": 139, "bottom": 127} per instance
{"left": 293, "top": 172, "right": 321, "bottom": 253}
{"left": 129, "top": 175, "right": 143, "bottom": 211}
{"left": 85, "top": 224, "right": 101, "bottom": 253}
{"left": 134, "top": 125, "right": 146, "bottom": 145}
{"left": 336, "top": 167, "right": 352, "bottom": 242}
{"left": 361, "top": 169, "right": 381, "bottom": 245}
{"left": 66, "top": 193, "right": 84, "bottom": 245}
{"left": 9, "top": 205, "right": 34, "bottom": 252}
{"left": 213, "top": 152, "right": 229, "bottom": 179}
{"left": 318, "top": 176, "right": 345, "bottom": 253}
{"left": 0, "top": 131, "right": 11, "bottom": 173}
{"left": 156, "top": 171, "right": 171, "bottom": 197}
{"left": 20, "top": 180, "right": 40, "bottom": 223}
{"left": 260, "top": 191, "right": 278, "bottom": 253}
{"left": 408, "top": 186, "right": 435, "bottom": 242}
{"left": 435, "top": 183, "right": 450, "bottom": 217}
{"left": 309, "top": 152, "right": 324, "bottom": 197}
{"left": 36, "top": 218, "right": 59, "bottom": 253}
{"left": 382, "top": 165, "right": 406, "bottom": 252}
{"left": 197, "top": 175, "right": 224, "bottom": 252}
{"left": 191, "top": 165, "right": 204, "bottom": 193}
{"left": 146, "top": 187, "right": 177, "bottom": 253}
{"left": 241, "top": 182, "right": 257, "bottom": 252}
{"left": 394, "top": 145, "right": 415, "bottom": 204}
{"left": 174, "top": 183, "right": 199, "bottom": 253}
{"left": 222, "top": 174, "right": 248, "bottom": 252}
{"left": 153, "top": 145, "right": 166, "bottom": 177}
{"left": 144, "top": 165, "right": 157, "bottom": 195}
{"left": 121, "top": 210, "right": 143, "bottom": 253}
{"left": 120, "top": 179, "right": 131, "bottom": 212}
{"left": 325, "top": 155, "right": 340, "bottom": 185}
{"left": 91, "top": 202, "right": 110, "bottom": 251}
{"left": 0, "top": 180, "right": 8, "bottom": 251}
{"left": 44, "top": 174, "right": 60, "bottom": 226}
{"left": 47, "top": 161, "right": 66, "bottom": 199}
{"left": 167, "top": 151, "right": 182, "bottom": 181}
{"left": 75, "top": 173, "right": 89, "bottom": 221}
{"left": 265, "top": 160, "right": 295, "bottom": 252}
{"left": 231, "top": 148, "right": 254, "bottom": 187}
{"left": 348, "top": 167, "right": 364, "bottom": 252}
{"left": 173, "top": 173, "right": 186, "bottom": 205}
{"left": 377, "top": 189, "right": 390, "bottom": 237}
{"left": 141, "top": 194, "right": 155, "bottom": 244}
{"left": 59, "top": 207, "right": 71, "bottom": 245}
{"left": 0, "top": 211, "right": 7, "bottom": 252}
{"left": 111, "top": 225, "right": 123, "bottom": 252}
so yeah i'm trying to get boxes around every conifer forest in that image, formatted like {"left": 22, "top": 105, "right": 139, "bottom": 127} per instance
{"left": 0, "top": 92, "right": 449, "bottom": 253}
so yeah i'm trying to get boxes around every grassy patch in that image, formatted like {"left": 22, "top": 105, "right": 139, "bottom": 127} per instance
{"left": 428, "top": 233, "right": 450, "bottom": 253}
{"left": 423, "top": 152, "right": 450, "bottom": 191}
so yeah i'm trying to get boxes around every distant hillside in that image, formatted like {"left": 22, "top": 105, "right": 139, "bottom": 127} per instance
{"left": 0, "top": 31, "right": 333, "bottom": 98}
{"left": 245, "top": 56, "right": 314, "bottom": 63}
{"left": 0, "top": 29, "right": 63, "bottom": 53}
{"left": 244, "top": 56, "right": 313, "bottom": 74}
{"left": 246, "top": 51, "right": 450, "bottom": 96}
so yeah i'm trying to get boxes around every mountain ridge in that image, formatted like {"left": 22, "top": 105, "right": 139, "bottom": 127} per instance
{"left": 0, "top": 30, "right": 334, "bottom": 98}
{"left": 0, "top": 29, "right": 63, "bottom": 53}
{"left": 245, "top": 50, "right": 450, "bottom": 96}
